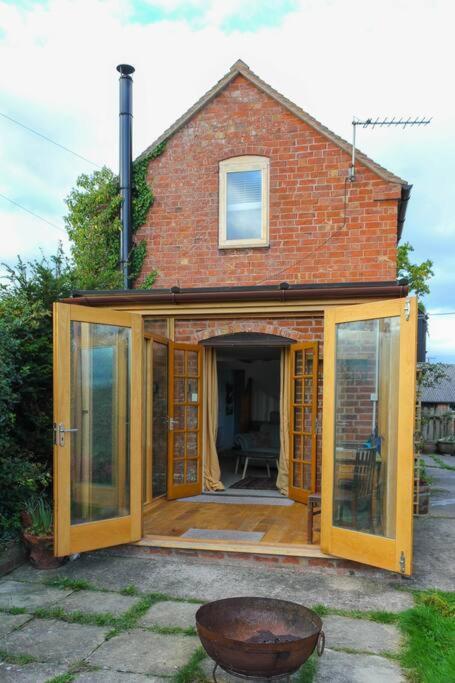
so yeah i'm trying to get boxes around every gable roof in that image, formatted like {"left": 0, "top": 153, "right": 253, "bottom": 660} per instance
{"left": 138, "top": 59, "right": 407, "bottom": 187}
{"left": 421, "top": 365, "right": 455, "bottom": 404}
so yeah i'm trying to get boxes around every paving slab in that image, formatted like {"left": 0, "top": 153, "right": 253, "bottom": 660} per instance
{"left": 315, "top": 648, "right": 404, "bottom": 682}
{"left": 413, "top": 461, "right": 455, "bottom": 589}
{"left": 1, "top": 618, "right": 108, "bottom": 664}
{"left": 0, "top": 580, "right": 72, "bottom": 609}
{"left": 322, "top": 615, "right": 402, "bottom": 654}
{"left": 75, "top": 672, "right": 166, "bottom": 682}
{"left": 200, "top": 658, "right": 305, "bottom": 682}
{"left": 138, "top": 600, "right": 198, "bottom": 629}
{"left": 60, "top": 589, "right": 140, "bottom": 615}
{"left": 0, "top": 612, "right": 32, "bottom": 635}
{"left": 0, "top": 661, "right": 67, "bottom": 682}
{"left": 88, "top": 629, "right": 199, "bottom": 676}
{"left": 8, "top": 554, "right": 413, "bottom": 612}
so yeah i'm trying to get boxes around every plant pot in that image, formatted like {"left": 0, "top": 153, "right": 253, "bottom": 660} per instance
{"left": 20, "top": 511, "right": 32, "bottom": 529}
{"left": 22, "top": 532, "right": 63, "bottom": 570}
{"left": 417, "top": 484, "right": 431, "bottom": 515}
{"left": 437, "top": 441, "right": 455, "bottom": 455}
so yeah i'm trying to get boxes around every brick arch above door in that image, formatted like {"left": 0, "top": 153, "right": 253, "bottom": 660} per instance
{"left": 194, "top": 322, "right": 298, "bottom": 344}
{"left": 173, "top": 318, "right": 324, "bottom": 346}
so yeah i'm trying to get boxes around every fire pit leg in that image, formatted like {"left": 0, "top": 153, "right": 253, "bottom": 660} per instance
{"left": 212, "top": 662, "right": 219, "bottom": 682}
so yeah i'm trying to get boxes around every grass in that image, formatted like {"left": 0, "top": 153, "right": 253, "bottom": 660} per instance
{"left": 395, "top": 590, "right": 455, "bottom": 683}
{"left": 43, "top": 577, "right": 98, "bottom": 592}
{"left": 31, "top": 593, "right": 197, "bottom": 638}
{"left": 147, "top": 625, "right": 197, "bottom": 636}
{"left": 34, "top": 606, "right": 118, "bottom": 627}
{"left": 45, "top": 674, "right": 75, "bottom": 683}
{"left": 119, "top": 585, "right": 140, "bottom": 596}
{"left": 173, "top": 647, "right": 207, "bottom": 683}
{"left": 45, "top": 659, "right": 99, "bottom": 683}
{"left": 312, "top": 604, "right": 398, "bottom": 624}
{"left": 430, "top": 453, "right": 455, "bottom": 472}
{"left": 0, "top": 606, "right": 28, "bottom": 615}
{"left": 0, "top": 649, "right": 37, "bottom": 665}
{"left": 297, "top": 652, "right": 318, "bottom": 682}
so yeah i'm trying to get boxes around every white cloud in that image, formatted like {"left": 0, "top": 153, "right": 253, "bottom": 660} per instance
{"left": 0, "top": 207, "right": 68, "bottom": 266}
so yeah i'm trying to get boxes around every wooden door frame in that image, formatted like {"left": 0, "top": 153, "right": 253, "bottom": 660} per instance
{"left": 53, "top": 303, "right": 143, "bottom": 556}
{"left": 288, "top": 342, "right": 319, "bottom": 504}
{"left": 320, "top": 297, "right": 417, "bottom": 575}
{"left": 167, "top": 342, "right": 203, "bottom": 499}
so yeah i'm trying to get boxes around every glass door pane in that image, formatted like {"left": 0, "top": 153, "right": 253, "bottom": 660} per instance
{"left": 70, "top": 322, "right": 131, "bottom": 524}
{"left": 333, "top": 318, "right": 399, "bottom": 537}
{"left": 152, "top": 341, "right": 168, "bottom": 497}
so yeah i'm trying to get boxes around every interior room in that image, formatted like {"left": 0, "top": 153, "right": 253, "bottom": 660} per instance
{"left": 215, "top": 347, "right": 281, "bottom": 494}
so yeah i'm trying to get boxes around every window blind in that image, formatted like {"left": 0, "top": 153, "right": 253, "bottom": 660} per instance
{"left": 226, "top": 169, "right": 262, "bottom": 240}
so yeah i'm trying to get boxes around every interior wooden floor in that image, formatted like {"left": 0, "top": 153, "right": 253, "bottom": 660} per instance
{"left": 141, "top": 497, "right": 321, "bottom": 554}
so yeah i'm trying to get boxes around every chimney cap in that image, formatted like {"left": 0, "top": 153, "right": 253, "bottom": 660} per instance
{"left": 116, "top": 64, "right": 135, "bottom": 76}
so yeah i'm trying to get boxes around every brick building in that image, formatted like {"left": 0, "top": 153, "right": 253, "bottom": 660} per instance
{"left": 54, "top": 61, "right": 418, "bottom": 574}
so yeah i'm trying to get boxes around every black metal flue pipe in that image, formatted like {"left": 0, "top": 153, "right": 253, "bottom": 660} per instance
{"left": 116, "top": 64, "right": 135, "bottom": 289}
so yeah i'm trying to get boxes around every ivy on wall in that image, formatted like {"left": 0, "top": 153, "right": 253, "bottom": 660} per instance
{"left": 65, "top": 141, "right": 166, "bottom": 290}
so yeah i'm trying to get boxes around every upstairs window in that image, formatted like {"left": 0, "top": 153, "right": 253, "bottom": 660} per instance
{"left": 219, "top": 156, "right": 269, "bottom": 248}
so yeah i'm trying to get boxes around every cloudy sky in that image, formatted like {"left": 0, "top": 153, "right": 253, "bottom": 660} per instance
{"left": 0, "top": 0, "right": 454, "bottom": 361}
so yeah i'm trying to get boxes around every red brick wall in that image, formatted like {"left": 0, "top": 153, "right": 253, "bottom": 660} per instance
{"left": 136, "top": 74, "right": 400, "bottom": 288}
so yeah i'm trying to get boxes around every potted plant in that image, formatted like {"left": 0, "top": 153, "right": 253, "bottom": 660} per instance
{"left": 437, "top": 435, "right": 455, "bottom": 455}
{"left": 22, "top": 497, "right": 63, "bottom": 569}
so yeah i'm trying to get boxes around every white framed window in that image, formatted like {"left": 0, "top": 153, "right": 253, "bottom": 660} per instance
{"left": 219, "top": 156, "right": 269, "bottom": 249}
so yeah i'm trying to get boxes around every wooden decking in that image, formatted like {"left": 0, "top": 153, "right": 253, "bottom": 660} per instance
{"left": 140, "top": 496, "right": 321, "bottom": 557}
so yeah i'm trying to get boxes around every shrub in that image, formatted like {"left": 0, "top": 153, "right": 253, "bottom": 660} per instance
{"left": 0, "top": 248, "right": 73, "bottom": 540}
{"left": 0, "top": 246, "right": 75, "bottom": 470}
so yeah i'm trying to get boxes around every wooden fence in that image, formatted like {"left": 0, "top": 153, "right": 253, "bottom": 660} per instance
{"left": 421, "top": 409, "right": 455, "bottom": 442}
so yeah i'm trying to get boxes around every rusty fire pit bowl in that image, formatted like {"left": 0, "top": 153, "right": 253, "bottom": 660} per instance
{"left": 196, "top": 597, "right": 324, "bottom": 681}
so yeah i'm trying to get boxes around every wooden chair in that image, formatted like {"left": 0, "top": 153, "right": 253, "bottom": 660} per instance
{"left": 334, "top": 448, "right": 377, "bottom": 530}
{"left": 307, "top": 492, "right": 321, "bottom": 544}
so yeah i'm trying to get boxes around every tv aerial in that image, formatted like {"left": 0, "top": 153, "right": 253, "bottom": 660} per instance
{"left": 348, "top": 116, "right": 431, "bottom": 181}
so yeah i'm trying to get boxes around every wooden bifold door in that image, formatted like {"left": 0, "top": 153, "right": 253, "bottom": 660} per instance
{"left": 289, "top": 342, "right": 319, "bottom": 504}
{"left": 167, "top": 343, "right": 203, "bottom": 499}
{"left": 321, "top": 297, "right": 417, "bottom": 575}
{"left": 53, "top": 303, "right": 143, "bottom": 556}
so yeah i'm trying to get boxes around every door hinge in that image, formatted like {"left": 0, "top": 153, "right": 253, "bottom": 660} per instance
{"left": 53, "top": 422, "right": 78, "bottom": 447}
{"left": 399, "top": 551, "right": 406, "bottom": 575}
{"left": 404, "top": 299, "right": 411, "bottom": 321}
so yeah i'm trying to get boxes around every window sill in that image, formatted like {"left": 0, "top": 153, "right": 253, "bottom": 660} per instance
{"left": 218, "top": 241, "right": 270, "bottom": 250}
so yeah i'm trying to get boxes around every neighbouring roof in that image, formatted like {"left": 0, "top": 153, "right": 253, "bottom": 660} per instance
{"left": 421, "top": 365, "right": 455, "bottom": 404}
{"left": 138, "top": 59, "right": 408, "bottom": 188}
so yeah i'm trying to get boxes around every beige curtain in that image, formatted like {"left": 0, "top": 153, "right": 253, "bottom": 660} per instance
{"left": 276, "top": 348, "right": 291, "bottom": 496}
{"left": 203, "top": 348, "right": 225, "bottom": 491}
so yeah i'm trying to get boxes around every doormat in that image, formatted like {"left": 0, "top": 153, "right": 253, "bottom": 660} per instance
{"left": 182, "top": 528, "right": 265, "bottom": 542}
{"left": 230, "top": 476, "right": 277, "bottom": 490}
{"left": 178, "top": 494, "right": 293, "bottom": 506}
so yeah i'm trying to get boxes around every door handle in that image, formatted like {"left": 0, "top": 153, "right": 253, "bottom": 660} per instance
{"left": 168, "top": 417, "right": 178, "bottom": 431}
{"left": 53, "top": 423, "right": 78, "bottom": 447}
